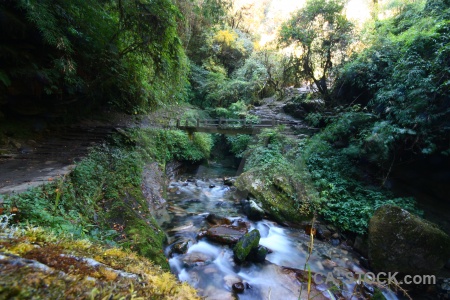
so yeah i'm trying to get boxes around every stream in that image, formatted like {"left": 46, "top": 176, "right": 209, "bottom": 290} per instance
{"left": 159, "top": 163, "right": 398, "bottom": 300}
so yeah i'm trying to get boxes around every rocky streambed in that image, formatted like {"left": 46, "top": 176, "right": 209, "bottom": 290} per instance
{"left": 158, "top": 163, "right": 397, "bottom": 300}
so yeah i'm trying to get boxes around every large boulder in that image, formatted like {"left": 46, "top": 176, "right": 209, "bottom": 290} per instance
{"left": 233, "top": 229, "right": 261, "bottom": 263}
{"left": 368, "top": 205, "right": 450, "bottom": 275}
{"left": 235, "top": 171, "right": 312, "bottom": 224}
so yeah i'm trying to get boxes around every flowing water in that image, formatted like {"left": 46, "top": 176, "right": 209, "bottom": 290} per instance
{"left": 159, "top": 163, "right": 398, "bottom": 300}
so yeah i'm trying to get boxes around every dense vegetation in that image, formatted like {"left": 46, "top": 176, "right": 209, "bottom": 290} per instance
{"left": 2, "top": 128, "right": 212, "bottom": 267}
{"left": 283, "top": 0, "right": 450, "bottom": 233}
{"left": 0, "top": 0, "right": 187, "bottom": 116}
{"left": 1, "top": 1, "right": 449, "bottom": 293}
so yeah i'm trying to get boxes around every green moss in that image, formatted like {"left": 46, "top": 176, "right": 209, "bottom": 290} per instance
{"left": 2, "top": 127, "right": 212, "bottom": 272}
{"left": 369, "top": 205, "right": 450, "bottom": 275}
{"left": 0, "top": 227, "right": 199, "bottom": 299}
{"left": 233, "top": 229, "right": 260, "bottom": 262}
{"left": 235, "top": 171, "right": 312, "bottom": 224}
{"left": 106, "top": 186, "right": 169, "bottom": 269}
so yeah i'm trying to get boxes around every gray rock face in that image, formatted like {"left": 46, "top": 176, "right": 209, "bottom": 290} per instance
{"left": 368, "top": 205, "right": 450, "bottom": 275}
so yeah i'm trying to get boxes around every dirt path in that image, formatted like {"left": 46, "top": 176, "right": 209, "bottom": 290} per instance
{"left": 0, "top": 114, "right": 138, "bottom": 196}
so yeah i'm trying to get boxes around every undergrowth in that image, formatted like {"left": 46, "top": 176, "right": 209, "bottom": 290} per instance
{"left": 0, "top": 224, "right": 199, "bottom": 299}
{"left": 2, "top": 128, "right": 213, "bottom": 269}
{"left": 299, "top": 108, "right": 421, "bottom": 234}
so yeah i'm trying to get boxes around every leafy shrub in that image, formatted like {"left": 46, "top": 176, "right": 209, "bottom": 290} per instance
{"left": 135, "top": 129, "right": 212, "bottom": 163}
{"left": 226, "top": 134, "right": 252, "bottom": 157}
{"left": 300, "top": 132, "right": 420, "bottom": 234}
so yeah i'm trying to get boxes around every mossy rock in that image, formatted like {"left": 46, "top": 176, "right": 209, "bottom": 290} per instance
{"left": 368, "top": 205, "right": 450, "bottom": 275}
{"left": 235, "top": 171, "right": 311, "bottom": 224}
{"left": 105, "top": 186, "right": 169, "bottom": 270}
{"left": 247, "top": 245, "right": 268, "bottom": 263}
{"left": 233, "top": 229, "right": 260, "bottom": 263}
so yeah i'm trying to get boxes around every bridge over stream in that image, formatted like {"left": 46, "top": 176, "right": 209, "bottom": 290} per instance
{"left": 173, "top": 118, "right": 295, "bottom": 135}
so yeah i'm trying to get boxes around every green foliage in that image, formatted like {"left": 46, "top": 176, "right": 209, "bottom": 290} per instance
{"left": 0, "top": 0, "right": 188, "bottom": 115}
{"left": 334, "top": 0, "right": 450, "bottom": 156}
{"left": 2, "top": 128, "right": 213, "bottom": 267}
{"left": 174, "top": 0, "right": 231, "bottom": 64}
{"left": 244, "top": 129, "right": 291, "bottom": 175}
{"left": 187, "top": 25, "right": 259, "bottom": 108}
{"left": 226, "top": 134, "right": 252, "bottom": 157}
{"left": 299, "top": 115, "right": 421, "bottom": 233}
{"left": 279, "top": 0, "right": 354, "bottom": 100}
{"left": 3, "top": 145, "right": 145, "bottom": 242}
{"left": 133, "top": 129, "right": 213, "bottom": 163}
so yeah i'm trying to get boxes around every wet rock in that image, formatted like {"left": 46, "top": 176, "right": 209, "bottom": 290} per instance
{"left": 171, "top": 240, "right": 191, "bottom": 255}
{"left": 197, "top": 230, "right": 207, "bottom": 239}
{"left": 206, "top": 214, "right": 232, "bottom": 226}
{"left": 233, "top": 229, "right": 261, "bottom": 263}
{"left": 167, "top": 187, "right": 178, "bottom": 193}
{"left": 241, "top": 199, "right": 265, "bottom": 221}
{"left": 280, "top": 266, "right": 330, "bottom": 300}
{"left": 331, "top": 233, "right": 339, "bottom": 239}
{"left": 187, "top": 178, "right": 195, "bottom": 182}
{"left": 232, "top": 282, "right": 245, "bottom": 293}
{"left": 183, "top": 198, "right": 201, "bottom": 203}
{"left": 322, "top": 259, "right": 338, "bottom": 269}
{"left": 224, "top": 177, "right": 236, "bottom": 186}
{"left": 326, "top": 225, "right": 337, "bottom": 232}
{"left": 203, "top": 286, "right": 235, "bottom": 300}
{"left": 353, "top": 235, "right": 368, "bottom": 257}
{"left": 368, "top": 205, "right": 450, "bottom": 275}
{"left": 206, "top": 225, "right": 247, "bottom": 244}
{"left": 209, "top": 184, "right": 215, "bottom": 188}
{"left": 215, "top": 201, "right": 230, "bottom": 208}
{"left": 223, "top": 275, "right": 241, "bottom": 289}
{"left": 359, "top": 256, "right": 370, "bottom": 269}
{"left": 316, "top": 225, "right": 332, "bottom": 240}
{"left": 437, "top": 278, "right": 450, "bottom": 299}
{"left": 330, "top": 239, "right": 340, "bottom": 246}
{"left": 232, "top": 219, "right": 251, "bottom": 230}
{"left": 182, "top": 252, "right": 212, "bottom": 267}
{"left": 247, "top": 245, "right": 268, "bottom": 263}
{"left": 182, "top": 182, "right": 189, "bottom": 186}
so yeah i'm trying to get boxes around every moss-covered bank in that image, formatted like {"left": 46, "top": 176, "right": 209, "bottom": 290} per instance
{"left": 0, "top": 224, "right": 199, "bottom": 299}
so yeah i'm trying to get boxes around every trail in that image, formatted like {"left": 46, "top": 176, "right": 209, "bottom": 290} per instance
{"left": 0, "top": 114, "right": 137, "bottom": 195}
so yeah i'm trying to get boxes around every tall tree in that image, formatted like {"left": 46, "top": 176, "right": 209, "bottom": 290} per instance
{"left": 279, "top": 0, "right": 353, "bottom": 102}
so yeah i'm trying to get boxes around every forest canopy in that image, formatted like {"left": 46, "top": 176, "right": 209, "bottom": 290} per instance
{"left": 0, "top": 0, "right": 188, "bottom": 115}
